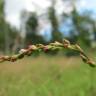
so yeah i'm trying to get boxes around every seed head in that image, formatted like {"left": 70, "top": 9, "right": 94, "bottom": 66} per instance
{"left": 63, "top": 39, "right": 70, "bottom": 48}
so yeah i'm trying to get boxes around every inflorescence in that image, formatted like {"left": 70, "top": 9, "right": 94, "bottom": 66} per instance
{"left": 0, "top": 39, "right": 95, "bottom": 67}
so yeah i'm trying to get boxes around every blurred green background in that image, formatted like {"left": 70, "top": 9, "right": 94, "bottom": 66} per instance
{"left": 0, "top": 56, "right": 96, "bottom": 96}
{"left": 0, "top": 0, "right": 96, "bottom": 54}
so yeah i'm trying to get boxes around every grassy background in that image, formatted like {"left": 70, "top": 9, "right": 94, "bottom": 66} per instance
{"left": 0, "top": 55, "right": 96, "bottom": 96}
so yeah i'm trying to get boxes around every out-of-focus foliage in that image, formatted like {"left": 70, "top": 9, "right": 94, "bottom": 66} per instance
{"left": 48, "top": 0, "right": 63, "bottom": 42}
{"left": 61, "top": 0, "right": 96, "bottom": 48}
{"left": 0, "top": 0, "right": 5, "bottom": 51}
{"left": 71, "top": 8, "right": 95, "bottom": 46}
{"left": 0, "top": 0, "right": 20, "bottom": 53}
{"left": 0, "top": 0, "right": 96, "bottom": 54}
{"left": 25, "top": 12, "right": 45, "bottom": 45}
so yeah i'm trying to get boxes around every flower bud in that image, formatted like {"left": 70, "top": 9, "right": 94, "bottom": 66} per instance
{"left": 51, "top": 41, "right": 63, "bottom": 47}
{"left": 19, "top": 49, "right": 28, "bottom": 54}
{"left": 63, "top": 39, "right": 70, "bottom": 44}
{"left": 4, "top": 56, "right": 11, "bottom": 61}
{"left": 63, "top": 39, "right": 70, "bottom": 48}
{"left": 11, "top": 55, "right": 18, "bottom": 62}
{"left": 0, "top": 56, "right": 5, "bottom": 62}
{"left": 75, "top": 44, "right": 84, "bottom": 53}
{"left": 28, "top": 45, "right": 37, "bottom": 51}
{"left": 43, "top": 46, "right": 49, "bottom": 52}
{"left": 18, "top": 54, "right": 24, "bottom": 59}
{"left": 80, "top": 54, "right": 87, "bottom": 63}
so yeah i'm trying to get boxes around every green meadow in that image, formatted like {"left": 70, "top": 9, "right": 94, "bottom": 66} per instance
{"left": 0, "top": 55, "right": 96, "bottom": 96}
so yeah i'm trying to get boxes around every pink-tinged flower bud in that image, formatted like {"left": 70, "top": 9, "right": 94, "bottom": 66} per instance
{"left": 0, "top": 56, "right": 4, "bottom": 59}
{"left": 64, "top": 44, "right": 69, "bottom": 48}
{"left": 0, "top": 56, "right": 5, "bottom": 62}
{"left": 28, "top": 45, "right": 37, "bottom": 51}
{"left": 28, "top": 45, "right": 33, "bottom": 51}
{"left": 43, "top": 46, "right": 49, "bottom": 52}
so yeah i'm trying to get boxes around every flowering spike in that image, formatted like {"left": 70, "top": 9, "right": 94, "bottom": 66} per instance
{"left": 0, "top": 39, "right": 95, "bottom": 68}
